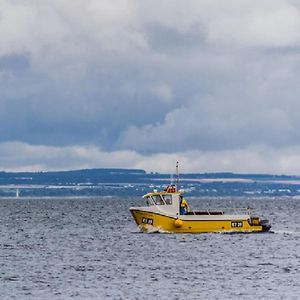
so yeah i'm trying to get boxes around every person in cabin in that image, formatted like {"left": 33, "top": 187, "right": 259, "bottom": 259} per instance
{"left": 180, "top": 196, "right": 189, "bottom": 215}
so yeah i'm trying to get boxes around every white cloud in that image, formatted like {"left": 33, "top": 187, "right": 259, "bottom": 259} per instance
{"left": 117, "top": 92, "right": 297, "bottom": 152}
{"left": 149, "top": 83, "right": 173, "bottom": 103}
{"left": 2, "top": 141, "right": 300, "bottom": 175}
{"left": 0, "top": 141, "right": 142, "bottom": 171}
{"left": 137, "top": 0, "right": 300, "bottom": 48}
{"left": 207, "top": 0, "right": 300, "bottom": 48}
{"left": 0, "top": 0, "right": 147, "bottom": 76}
{"left": 2, "top": 0, "right": 299, "bottom": 76}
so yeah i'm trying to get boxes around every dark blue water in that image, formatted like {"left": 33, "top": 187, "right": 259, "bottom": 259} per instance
{"left": 0, "top": 196, "right": 299, "bottom": 299}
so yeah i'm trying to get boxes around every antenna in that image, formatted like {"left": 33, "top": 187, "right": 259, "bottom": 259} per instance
{"left": 170, "top": 173, "right": 174, "bottom": 185}
{"left": 176, "top": 161, "right": 179, "bottom": 187}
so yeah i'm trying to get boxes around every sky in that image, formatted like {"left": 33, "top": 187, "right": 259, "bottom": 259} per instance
{"left": 2, "top": 0, "right": 300, "bottom": 174}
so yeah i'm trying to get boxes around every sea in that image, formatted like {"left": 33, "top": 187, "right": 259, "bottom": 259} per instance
{"left": 0, "top": 196, "right": 299, "bottom": 299}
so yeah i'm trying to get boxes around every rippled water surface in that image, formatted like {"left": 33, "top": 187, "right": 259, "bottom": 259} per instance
{"left": 0, "top": 196, "right": 299, "bottom": 299}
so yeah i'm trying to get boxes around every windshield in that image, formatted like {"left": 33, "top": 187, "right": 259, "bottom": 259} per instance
{"left": 162, "top": 194, "right": 172, "bottom": 205}
{"left": 151, "top": 195, "right": 165, "bottom": 205}
{"left": 145, "top": 196, "right": 154, "bottom": 206}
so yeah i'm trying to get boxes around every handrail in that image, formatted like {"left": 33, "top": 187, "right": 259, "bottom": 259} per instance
{"left": 193, "top": 207, "right": 252, "bottom": 214}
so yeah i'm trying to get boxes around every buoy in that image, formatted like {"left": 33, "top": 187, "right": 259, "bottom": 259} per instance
{"left": 174, "top": 218, "right": 183, "bottom": 228}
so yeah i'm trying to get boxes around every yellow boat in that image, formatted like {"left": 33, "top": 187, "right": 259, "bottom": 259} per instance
{"left": 130, "top": 185, "right": 271, "bottom": 234}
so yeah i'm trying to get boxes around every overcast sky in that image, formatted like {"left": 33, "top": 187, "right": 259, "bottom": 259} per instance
{"left": 2, "top": 0, "right": 300, "bottom": 174}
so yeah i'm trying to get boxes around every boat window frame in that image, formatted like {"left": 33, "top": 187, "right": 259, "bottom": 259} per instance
{"left": 145, "top": 196, "right": 154, "bottom": 206}
{"left": 151, "top": 194, "right": 166, "bottom": 205}
{"left": 162, "top": 194, "right": 172, "bottom": 205}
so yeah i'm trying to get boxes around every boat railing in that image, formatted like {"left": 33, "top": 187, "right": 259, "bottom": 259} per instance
{"left": 223, "top": 207, "right": 252, "bottom": 214}
{"left": 188, "top": 207, "right": 252, "bottom": 215}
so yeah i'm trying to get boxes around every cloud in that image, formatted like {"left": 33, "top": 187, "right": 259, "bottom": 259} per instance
{"left": 149, "top": 83, "right": 173, "bottom": 103}
{"left": 2, "top": 141, "right": 300, "bottom": 175}
{"left": 117, "top": 92, "right": 297, "bottom": 152}
{"left": 207, "top": 0, "right": 300, "bottom": 48}
{"left": 1, "top": 1, "right": 300, "bottom": 172}
{"left": 0, "top": 141, "right": 142, "bottom": 171}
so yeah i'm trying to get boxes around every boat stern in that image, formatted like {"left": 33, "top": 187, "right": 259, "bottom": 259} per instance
{"left": 260, "top": 219, "right": 272, "bottom": 232}
{"left": 248, "top": 216, "right": 271, "bottom": 232}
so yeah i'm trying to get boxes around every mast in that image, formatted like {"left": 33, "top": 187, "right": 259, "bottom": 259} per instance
{"left": 176, "top": 161, "right": 179, "bottom": 189}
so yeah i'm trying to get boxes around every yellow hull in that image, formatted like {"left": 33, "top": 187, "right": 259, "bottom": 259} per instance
{"left": 130, "top": 209, "right": 267, "bottom": 233}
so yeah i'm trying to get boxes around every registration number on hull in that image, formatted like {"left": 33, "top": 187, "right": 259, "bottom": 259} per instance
{"left": 142, "top": 217, "right": 153, "bottom": 225}
{"left": 231, "top": 221, "right": 243, "bottom": 228}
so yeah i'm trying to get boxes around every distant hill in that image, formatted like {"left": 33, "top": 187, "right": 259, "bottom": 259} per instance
{"left": 1, "top": 168, "right": 300, "bottom": 197}
{"left": 0, "top": 168, "right": 146, "bottom": 185}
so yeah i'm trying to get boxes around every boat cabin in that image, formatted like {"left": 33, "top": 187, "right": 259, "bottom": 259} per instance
{"left": 143, "top": 190, "right": 182, "bottom": 216}
{"left": 143, "top": 188, "right": 225, "bottom": 216}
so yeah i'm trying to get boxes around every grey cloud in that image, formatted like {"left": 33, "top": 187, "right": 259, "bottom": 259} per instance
{"left": 144, "top": 23, "right": 207, "bottom": 55}
{"left": 2, "top": 1, "right": 300, "bottom": 172}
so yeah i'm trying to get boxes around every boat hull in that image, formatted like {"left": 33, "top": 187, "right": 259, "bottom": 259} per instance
{"left": 130, "top": 209, "right": 270, "bottom": 233}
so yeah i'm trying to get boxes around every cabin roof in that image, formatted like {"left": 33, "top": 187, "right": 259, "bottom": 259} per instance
{"left": 143, "top": 191, "right": 181, "bottom": 198}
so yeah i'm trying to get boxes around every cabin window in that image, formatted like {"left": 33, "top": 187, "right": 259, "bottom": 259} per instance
{"left": 162, "top": 194, "right": 172, "bottom": 205}
{"left": 145, "top": 197, "right": 154, "bottom": 206}
{"left": 151, "top": 195, "right": 165, "bottom": 205}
